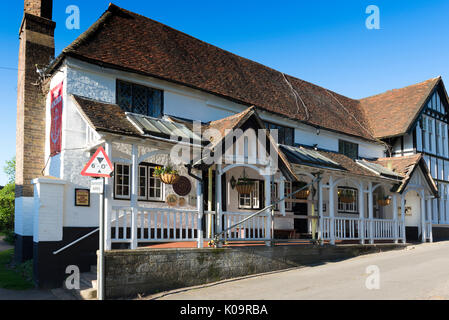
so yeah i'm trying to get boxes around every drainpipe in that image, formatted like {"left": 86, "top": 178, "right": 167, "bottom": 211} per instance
{"left": 186, "top": 165, "right": 204, "bottom": 248}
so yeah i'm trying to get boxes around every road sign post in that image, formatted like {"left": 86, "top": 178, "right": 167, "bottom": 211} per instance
{"left": 81, "top": 147, "right": 114, "bottom": 301}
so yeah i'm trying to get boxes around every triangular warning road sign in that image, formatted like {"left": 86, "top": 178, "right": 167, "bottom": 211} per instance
{"left": 81, "top": 147, "right": 114, "bottom": 178}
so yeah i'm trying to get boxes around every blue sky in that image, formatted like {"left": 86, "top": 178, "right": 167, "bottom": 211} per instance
{"left": 0, "top": 0, "right": 448, "bottom": 185}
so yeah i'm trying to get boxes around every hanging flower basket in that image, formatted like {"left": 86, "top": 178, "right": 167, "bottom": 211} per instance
{"left": 236, "top": 178, "right": 255, "bottom": 194}
{"left": 295, "top": 182, "right": 310, "bottom": 199}
{"left": 340, "top": 196, "right": 356, "bottom": 204}
{"left": 160, "top": 173, "right": 180, "bottom": 185}
{"left": 295, "top": 190, "right": 311, "bottom": 199}
{"left": 338, "top": 190, "right": 356, "bottom": 204}
{"left": 378, "top": 197, "right": 392, "bottom": 207}
{"left": 153, "top": 166, "right": 179, "bottom": 185}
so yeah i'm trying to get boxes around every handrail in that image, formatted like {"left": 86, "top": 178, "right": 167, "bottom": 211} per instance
{"left": 211, "top": 176, "right": 321, "bottom": 246}
{"left": 53, "top": 228, "right": 99, "bottom": 255}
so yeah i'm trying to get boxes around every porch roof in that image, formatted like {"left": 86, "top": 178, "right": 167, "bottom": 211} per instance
{"left": 73, "top": 95, "right": 204, "bottom": 145}
{"left": 280, "top": 145, "right": 401, "bottom": 182}
{"left": 371, "top": 154, "right": 438, "bottom": 196}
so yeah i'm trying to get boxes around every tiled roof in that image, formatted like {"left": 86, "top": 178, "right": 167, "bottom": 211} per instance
{"left": 315, "top": 150, "right": 380, "bottom": 178}
{"left": 282, "top": 144, "right": 393, "bottom": 179}
{"left": 72, "top": 95, "right": 140, "bottom": 136}
{"left": 53, "top": 4, "right": 375, "bottom": 141}
{"left": 371, "top": 154, "right": 438, "bottom": 195}
{"left": 55, "top": 4, "right": 446, "bottom": 144}
{"left": 359, "top": 77, "right": 441, "bottom": 139}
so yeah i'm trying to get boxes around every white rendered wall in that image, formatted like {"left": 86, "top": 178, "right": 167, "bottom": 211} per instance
{"left": 14, "top": 197, "right": 34, "bottom": 237}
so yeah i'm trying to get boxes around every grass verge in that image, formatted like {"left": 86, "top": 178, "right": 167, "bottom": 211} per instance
{"left": 0, "top": 249, "right": 34, "bottom": 290}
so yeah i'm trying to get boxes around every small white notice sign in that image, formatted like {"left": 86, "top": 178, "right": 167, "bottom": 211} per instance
{"left": 90, "top": 180, "right": 104, "bottom": 194}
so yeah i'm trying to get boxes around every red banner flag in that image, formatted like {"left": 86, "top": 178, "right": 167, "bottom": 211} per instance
{"left": 50, "top": 82, "right": 64, "bottom": 156}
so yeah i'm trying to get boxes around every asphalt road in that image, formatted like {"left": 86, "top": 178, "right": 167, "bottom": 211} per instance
{"left": 149, "top": 241, "right": 449, "bottom": 300}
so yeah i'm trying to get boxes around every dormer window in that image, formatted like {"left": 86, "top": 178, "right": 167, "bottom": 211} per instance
{"left": 339, "top": 140, "right": 359, "bottom": 159}
{"left": 117, "top": 80, "right": 163, "bottom": 118}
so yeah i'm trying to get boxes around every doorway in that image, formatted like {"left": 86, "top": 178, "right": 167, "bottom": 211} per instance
{"left": 293, "top": 202, "right": 309, "bottom": 235}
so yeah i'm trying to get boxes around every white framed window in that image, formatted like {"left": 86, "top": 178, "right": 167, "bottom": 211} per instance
{"left": 138, "top": 164, "right": 164, "bottom": 201}
{"left": 115, "top": 163, "right": 164, "bottom": 201}
{"left": 337, "top": 187, "right": 358, "bottom": 214}
{"left": 148, "top": 166, "right": 164, "bottom": 201}
{"left": 436, "top": 121, "right": 440, "bottom": 155}
{"left": 114, "top": 163, "right": 131, "bottom": 199}
{"left": 421, "top": 116, "right": 427, "bottom": 151}
{"left": 428, "top": 118, "right": 433, "bottom": 153}
{"left": 238, "top": 180, "right": 260, "bottom": 210}
{"left": 138, "top": 165, "right": 148, "bottom": 200}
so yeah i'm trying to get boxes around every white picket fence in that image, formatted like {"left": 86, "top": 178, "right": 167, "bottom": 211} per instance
{"left": 109, "top": 207, "right": 270, "bottom": 245}
{"left": 109, "top": 207, "right": 405, "bottom": 247}
{"left": 322, "top": 217, "right": 403, "bottom": 241}
{"left": 222, "top": 212, "right": 269, "bottom": 241}
{"left": 110, "top": 206, "right": 210, "bottom": 244}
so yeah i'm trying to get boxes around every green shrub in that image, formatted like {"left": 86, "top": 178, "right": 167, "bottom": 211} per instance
{"left": 2, "top": 229, "right": 15, "bottom": 245}
{"left": 0, "top": 250, "right": 34, "bottom": 290}
{"left": 0, "top": 184, "right": 14, "bottom": 232}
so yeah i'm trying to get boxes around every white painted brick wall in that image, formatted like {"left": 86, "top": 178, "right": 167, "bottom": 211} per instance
{"left": 33, "top": 179, "right": 66, "bottom": 242}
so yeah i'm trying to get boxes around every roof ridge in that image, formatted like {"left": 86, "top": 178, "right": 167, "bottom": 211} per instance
{"left": 359, "top": 76, "right": 441, "bottom": 101}
{"left": 376, "top": 154, "right": 422, "bottom": 161}
{"left": 113, "top": 4, "right": 358, "bottom": 104}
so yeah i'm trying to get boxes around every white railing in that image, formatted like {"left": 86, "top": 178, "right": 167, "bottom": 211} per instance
{"left": 426, "top": 222, "right": 433, "bottom": 241}
{"left": 334, "top": 217, "right": 361, "bottom": 240}
{"left": 321, "top": 217, "right": 332, "bottom": 240}
{"left": 369, "top": 219, "right": 396, "bottom": 240}
{"left": 111, "top": 206, "right": 201, "bottom": 243}
{"left": 321, "top": 217, "right": 402, "bottom": 242}
{"left": 222, "top": 212, "right": 269, "bottom": 241}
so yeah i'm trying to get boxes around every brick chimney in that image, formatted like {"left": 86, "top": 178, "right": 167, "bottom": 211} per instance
{"left": 16, "top": 0, "right": 56, "bottom": 198}
{"left": 24, "top": 0, "right": 53, "bottom": 19}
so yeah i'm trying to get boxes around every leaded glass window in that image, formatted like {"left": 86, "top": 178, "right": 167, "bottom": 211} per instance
{"left": 117, "top": 80, "right": 163, "bottom": 118}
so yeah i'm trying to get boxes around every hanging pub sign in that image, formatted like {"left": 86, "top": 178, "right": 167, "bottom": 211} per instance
{"left": 50, "top": 82, "right": 64, "bottom": 156}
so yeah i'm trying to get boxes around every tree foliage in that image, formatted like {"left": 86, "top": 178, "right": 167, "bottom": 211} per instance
{"left": 0, "top": 157, "right": 15, "bottom": 232}
{"left": 4, "top": 157, "right": 15, "bottom": 184}
{"left": 0, "top": 184, "right": 14, "bottom": 231}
